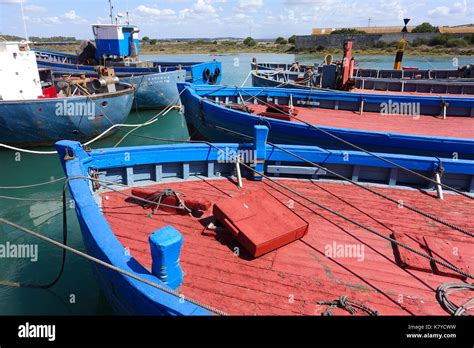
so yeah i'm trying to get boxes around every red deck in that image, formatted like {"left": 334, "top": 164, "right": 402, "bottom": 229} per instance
{"left": 101, "top": 178, "right": 473, "bottom": 315}
{"left": 249, "top": 104, "right": 474, "bottom": 139}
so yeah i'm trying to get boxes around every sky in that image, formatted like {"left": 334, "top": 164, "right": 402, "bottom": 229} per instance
{"left": 0, "top": 0, "right": 473, "bottom": 39}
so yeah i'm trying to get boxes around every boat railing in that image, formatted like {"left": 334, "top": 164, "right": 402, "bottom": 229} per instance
{"left": 34, "top": 50, "right": 74, "bottom": 64}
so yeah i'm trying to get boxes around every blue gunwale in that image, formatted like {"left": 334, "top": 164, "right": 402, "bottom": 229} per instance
{"left": 34, "top": 49, "right": 223, "bottom": 84}
{"left": 56, "top": 139, "right": 474, "bottom": 315}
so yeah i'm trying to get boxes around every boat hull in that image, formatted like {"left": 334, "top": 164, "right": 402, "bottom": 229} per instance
{"left": 179, "top": 84, "right": 474, "bottom": 160}
{"left": 121, "top": 71, "right": 186, "bottom": 110}
{"left": 252, "top": 70, "right": 474, "bottom": 95}
{"left": 0, "top": 89, "right": 134, "bottom": 145}
{"left": 55, "top": 139, "right": 474, "bottom": 315}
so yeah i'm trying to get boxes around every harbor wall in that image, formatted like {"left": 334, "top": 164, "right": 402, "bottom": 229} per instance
{"left": 295, "top": 33, "right": 466, "bottom": 49}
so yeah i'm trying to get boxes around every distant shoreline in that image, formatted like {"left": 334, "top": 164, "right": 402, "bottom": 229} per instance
{"left": 32, "top": 42, "right": 474, "bottom": 57}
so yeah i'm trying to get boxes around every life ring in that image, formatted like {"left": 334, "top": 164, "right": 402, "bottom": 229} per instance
{"left": 214, "top": 67, "right": 221, "bottom": 79}
{"left": 203, "top": 68, "right": 211, "bottom": 82}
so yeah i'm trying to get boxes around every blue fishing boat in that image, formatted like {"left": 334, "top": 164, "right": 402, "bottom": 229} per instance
{"left": 178, "top": 83, "right": 474, "bottom": 159}
{"left": 251, "top": 45, "right": 474, "bottom": 94}
{"left": 251, "top": 70, "right": 474, "bottom": 95}
{"left": 251, "top": 60, "right": 474, "bottom": 79}
{"left": 0, "top": 42, "right": 134, "bottom": 146}
{"left": 55, "top": 126, "right": 474, "bottom": 315}
{"left": 34, "top": 23, "right": 222, "bottom": 109}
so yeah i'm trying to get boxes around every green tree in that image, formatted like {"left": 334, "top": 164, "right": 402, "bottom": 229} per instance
{"left": 446, "top": 38, "right": 468, "bottom": 48}
{"left": 149, "top": 39, "right": 157, "bottom": 45}
{"left": 142, "top": 36, "right": 150, "bottom": 42}
{"left": 412, "top": 22, "right": 437, "bottom": 33}
{"left": 429, "top": 34, "right": 450, "bottom": 46}
{"left": 288, "top": 35, "right": 296, "bottom": 44}
{"left": 275, "top": 37, "right": 288, "bottom": 45}
{"left": 331, "top": 28, "right": 366, "bottom": 35}
{"left": 243, "top": 37, "right": 257, "bottom": 47}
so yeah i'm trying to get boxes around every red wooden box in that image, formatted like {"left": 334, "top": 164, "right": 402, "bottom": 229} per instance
{"left": 213, "top": 189, "right": 309, "bottom": 257}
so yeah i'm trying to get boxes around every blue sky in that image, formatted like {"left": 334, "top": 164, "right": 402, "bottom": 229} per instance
{"left": 0, "top": 0, "right": 473, "bottom": 39}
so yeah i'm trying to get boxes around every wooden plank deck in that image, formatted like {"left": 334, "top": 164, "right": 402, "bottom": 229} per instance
{"left": 249, "top": 104, "right": 474, "bottom": 139}
{"left": 101, "top": 178, "right": 473, "bottom": 315}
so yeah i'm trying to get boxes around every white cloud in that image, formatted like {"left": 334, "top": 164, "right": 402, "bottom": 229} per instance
{"left": 135, "top": 5, "right": 176, "bottom": 18}
{"left": 235, "top": 0, "right": 264, "bottom": 12}
{"left": 194, "top": 0, "right": 217, "bottom": 13}
{"left": 61, "top": 10, "right": 84, "bottom": 21}
{"left": 429, "top": 6, "right": 450, "bottom": 16}
{"left": 27, "top": 10, "right": 87, "bottom": 26}
{"left": 0, "top": 0, "right": 24, "bottom": 3}
{"left": 429, "top": 1, "right": 472, "bottom": 16}
{"left": 178, "top": 0, "right": 221, "bottom": 19}
{"left": 24, "top": 4, "right": 47, "bottom": 13}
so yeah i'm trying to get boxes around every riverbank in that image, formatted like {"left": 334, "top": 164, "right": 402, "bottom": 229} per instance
{"left": 32, "top": 41, "right": 474, "bottom": 56}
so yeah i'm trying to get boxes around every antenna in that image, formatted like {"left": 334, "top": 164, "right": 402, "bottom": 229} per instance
{"left": 109, "top": 0, "right": 114, "bottom": 24}
{"left": 126, "top": 0, "right": 130, "bottom": 25}
{"left": 19, "top": 0, "right": 29, "bottom": 41}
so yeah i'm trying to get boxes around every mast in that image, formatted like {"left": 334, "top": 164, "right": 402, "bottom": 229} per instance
{"left": 108, "top": 0, "right": 114, "bottom": 24}
{"left": 19, "top": 0, "right": 29, "bottom": 41}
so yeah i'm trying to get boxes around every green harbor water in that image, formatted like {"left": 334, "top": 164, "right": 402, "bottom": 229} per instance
{"left": 0, "top": 53, "right": 472, "bottom": 315}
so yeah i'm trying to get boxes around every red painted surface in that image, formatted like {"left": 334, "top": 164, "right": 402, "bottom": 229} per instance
{"left": 38, "top": 86, "right": 58, "bottom": 99}
{"left": 101, "top": 178, "right": 474, "bottom": 315}
{"left": 424, "top": 236, "right": 470, "bottom": 280}
{"left": 249, "top": 104, "right": 474, "bottom": 139}
{"left": 352, "top": 88, "right": 468, "bottom": 97}
{"left": 131, "top": 188, "right": 211, "bottom": 214}
{"left": 213, "top": 189, "right": 309, "bottom": 257}
{"left": 392, "top": 232, "right": 432, "bottom": 273}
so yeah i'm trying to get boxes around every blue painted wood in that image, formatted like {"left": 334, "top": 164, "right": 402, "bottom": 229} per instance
{"left": 178, "top": 83, "right": 474, "bottom": 160}
{"left": 155, "top": 165, "right": 163, "bottom": 182}
{"left": 183, "top": 163, "right": 190, "bottom": 180}
{"left": 254, "top": 125, "right": 268, "bottom": 181}
{"left": 0, "top": 88, "right": 134, "bottom": 145}
{"left": 35, "top": 49, "right": 222, "bottom": 84}
{"left": 207, "top": 162, "right": 215, "bottom": 178}
{"left": 389, "top": 168, "right": 398, "bottom": 186}
{"left": 267, "top": 165, "right": 325, "bottom": 176}
{"left": 352, "top": 166, "right": 361, "bottom": 182}
{"left": 54, "top": 138, "right": 474, "bottom": 315}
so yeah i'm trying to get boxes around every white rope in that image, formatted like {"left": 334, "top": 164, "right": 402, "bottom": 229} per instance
{"left": 113, "top": 87, "right": 187, "bottom": 147}
{"left": 0, "top": 177, "right": 65, "bottom": 189}
{"left": 241, "top": 70, "right": 253, "bottom": 87}
{"left": 0, "top": 195, "right": 61, "bottom": 202}
{"left": 0, "top": 105, "right": 181, "bottom": 155}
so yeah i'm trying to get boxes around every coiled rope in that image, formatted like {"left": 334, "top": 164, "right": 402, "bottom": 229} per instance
{"left": 436, "top": 283, "right": 474, "bottom": 316}
{"left": 318, "top": 295, "right": 379, "bottom": 316}
{"left": 0, "top": 175, "right": 228, "bottom": 316}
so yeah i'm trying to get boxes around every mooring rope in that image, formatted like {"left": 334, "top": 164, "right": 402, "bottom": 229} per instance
{"left": 205, "top": 122, "right": 474, "bottom": 238}
{"left": 0, "top": 177, "right": 66, "bottom": 189}
{"left": 318, "top": 295, "right": 379, "bottom": 316}
{"left": 436, "top": 283, "right": 474, "bottom": 316}
{"left": 105, "top": 132, "right": 473, "bottom": 280}
{"left": 189, "top": 141, "right": 473, "bottom": 279}
{"left": 0, "top": 174, "right": 227, "bottom": 316}
{"left": 0, "top": 217, "right": 228, "bottom": 316}
{"left": 207, "top": 87, "right": 474, "bottom": 200}
{"left": 0, "top": 94, "right": 182, "bottom": 155}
